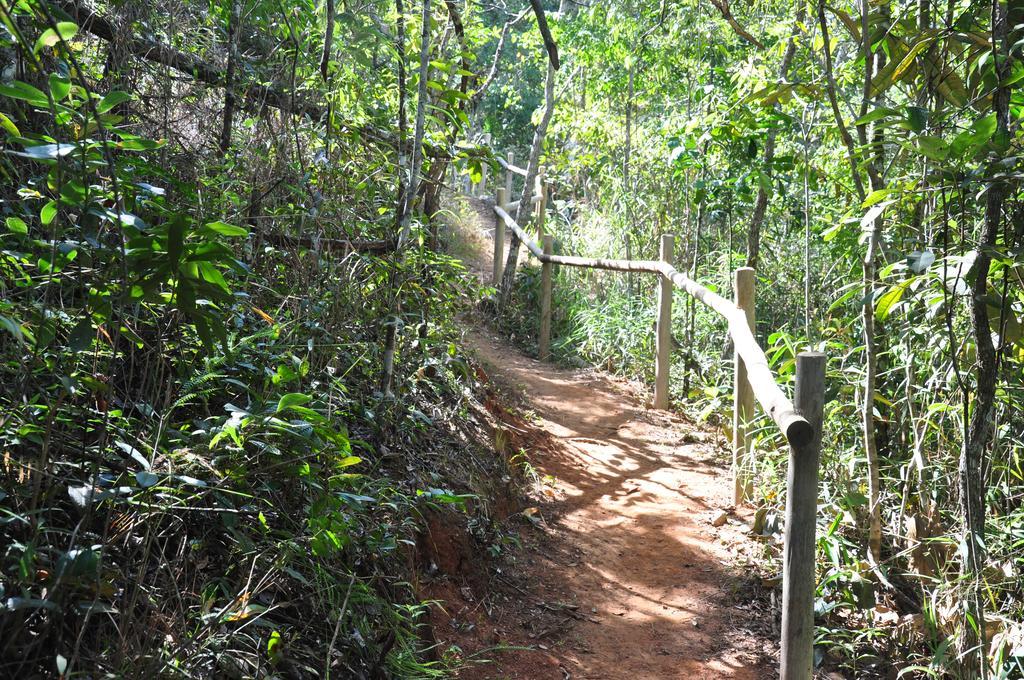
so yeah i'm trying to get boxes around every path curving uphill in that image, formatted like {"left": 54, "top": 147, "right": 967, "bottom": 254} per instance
{"left": 442, "top": 195, "right": 777, "bottom": 679}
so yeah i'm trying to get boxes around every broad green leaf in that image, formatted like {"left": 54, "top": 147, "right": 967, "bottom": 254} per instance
{"left": 0, "top": 112, "right": 20, "bottom": 136}
{"left": 97, "top": 91, "right": 132, "bottom": 114}
{"left": 33, "top": 22, "right": 78, "bottom": 54}
{"left": 203, "top": 221, "right": 248, "bottom": 237}
{"left": 854, "top": 107, "right": 898, "bottom": 125}
{"left": 197, "top": 261, "right": 230, "bottom": 293}
{"left": 862, "top": 189, "right": 892, "bottom": 209}
{"left": 904, "top": 106, "right": 928, "bottom": 133}
{"left": 907, "top": 250, "right": 935, "bottom": 273}
{"left": 41, "top": 201, "right": 58, "bottom": 225}
{"left": 5, "top": 217, "right": 27, "bottom": 234}
{"left": 68, "top": 317, "right": 93, "bottom": 352}
{"left": 276, "top": 392, "right": 312, "bottom": 412}
{"left": 49, "top": 74, "right": 71, "bottom": 102}
{"left": 115, "top": 440, "right": 150, "bottom": 469}
{"left": 916, "top": 136, "right": 948, "bottom": 161}
{"left": 861, "top": 203, "right": 889, "bottom": 230}
{"left": 0, "top": 81, "right": 49, "bottom": 107}
{"left": 876, "top": 280, "right": 912, "bottom": 320}
{"left": 889, "top": 38, "right": 933, "bottom": 84}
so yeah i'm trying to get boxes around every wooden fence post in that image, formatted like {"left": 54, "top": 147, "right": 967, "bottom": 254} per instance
{"left": 733, "top": 266, "right": 756, "bottom": 505}
{"left": 654, "top": 233, "right": 674, "bottom": 409}
{"left": 505, "top": 151, "right": 515, "bottom": 198}
{"left": 780, "top": 351, "right": 825, "bottom": 680}
{"left": 494, "top": 188, "right": 507, "bottom": 286}
{"left": 539, "top": 235, "right": 553, "bottom": 361}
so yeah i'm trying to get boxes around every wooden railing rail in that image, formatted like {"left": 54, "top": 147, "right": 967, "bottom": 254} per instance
{"left": 483, "top": 168, "right": 826, "bottom": 680}
{"left": 496, "top": 155, "right": 528, "bottom": 177}
{"left": 492, "top": 203, "right": 813, "bottom": 448}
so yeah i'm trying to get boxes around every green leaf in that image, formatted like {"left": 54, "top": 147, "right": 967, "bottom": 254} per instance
{"left": 0, "top": 81, "right": 49, "bottom": 107}
{"left": 336, "top": 456, "right": 361, "bottom": 468}
{"left": 203, "top": 220, "right": 248, "bottom": 237}
{"left": 916, "top": 135, "right": 948, "bottom": 161}
{"left": 41, "top": 201, "right": 58, "bottom": 225}
{"left": 861, "top": 203, "right": 889, "bottom": 230}
{"left": 0, "top": 314, "right": 24, "bottom": 342}
{"left": 197, "top": 261, "right": 230, "bottom": 293}
{"left": 861, "top": 188, "right": 892, "bottom": 209}
{"left": 115, "top": 440, "right": 150, "bottom": 469}
{"left": 97, "top": 91, "right": 132, "bottom": 114}
{"left": 33, "top": 22, "right": 78, "bottom": 54}
{"left": 854, "top": 107, "right": 898, "bottom": 125}
{"left": 904, "top": 106, "right": 928, "bottom": 133}
{"left": 889, "top": 38, "right": 932, "bottom": 83}
{"left": 68, "top": 317, "right": 93, "bottom": 352}
{"left": 0, "top": 112, "right": 21, "bottom": 136}
{"left": 48, "top": 74, "right": 71, "bottom": 102}
{"left": 875, "top": 280, "right": 912, "bottom": 320}
{"left": 5, "top": 217, "right": 27, "bottom": 234}
{"left": 277, "top": 393, "right": 312, "bottom": 412}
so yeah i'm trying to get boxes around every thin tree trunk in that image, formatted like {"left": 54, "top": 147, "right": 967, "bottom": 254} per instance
{"left": 499, "top": 62, "right": 556, "bottom": 309}
{"left": 399, "top": 0, "right": 432, "bottom": 245}
{"left": 219, "top": 0, "right": 240, "bottom": 154}
{"left": 381, "top": 0, "right": 409, "bottom": 397}
{"left": 395, "top": 0, "right": 408, "bottom": 231}
{"left": 816, "top": 0, "right": 865, "bottom": 202}
{"left": 853, "top": 0, "right": 888, "bottom": 566}
{"left": 960, "top": 0, "right": 1010, "bottom": 671}
{"left": 625, "top": 62, "right": 634, "bottom": 298}
{"left": 745, "top": 4, "right": 804, "bottom": 269}
{"left": 320, "top": 0, "right": 335, "bottom": 81}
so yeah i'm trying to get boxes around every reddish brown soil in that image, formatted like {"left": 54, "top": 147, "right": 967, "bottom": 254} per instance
{"left": 431, "top": 196, "right": 778, "bottom": 679}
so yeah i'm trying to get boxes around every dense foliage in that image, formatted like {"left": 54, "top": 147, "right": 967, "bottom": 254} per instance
{"left": 0, "top": 0, "right": 506, "bottom": 676}
{"left": 484, "top": 0, "right": 1024, "bottom": 676}
{"left": 3, "top": 0, "right": 1023, "bottom": 675}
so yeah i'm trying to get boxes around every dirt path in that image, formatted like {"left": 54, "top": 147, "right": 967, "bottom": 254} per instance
{"left": 440, "top": 197, "right": 776, "bottom": 679}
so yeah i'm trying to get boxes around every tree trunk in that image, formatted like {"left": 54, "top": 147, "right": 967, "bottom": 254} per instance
{"left": 320, "top": 0, "right": 335, "bottom": 81}
{"left": 498, "top": 62, "right": 556, "bottom": 309}
{"left": 399, "top": 0, "right": 432, "bottom": 245}
{"left": 959, "top": 0, "right": 1010, "bottom": 670}
{"left": 219, "top": 0, "right": 240, "bottom": 154}
{"left": 744, "top": 3, "right": 803, "bottom": 269}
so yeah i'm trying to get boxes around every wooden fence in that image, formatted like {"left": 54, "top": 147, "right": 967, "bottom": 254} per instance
{"left": 473, "top": 156, "right": 826, "bottom": 680}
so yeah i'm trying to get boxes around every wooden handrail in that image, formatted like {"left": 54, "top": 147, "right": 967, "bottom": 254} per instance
{"left": 503, "top": 194, "right": 543, "bottom": 213}
{"left": 492, "top": 202, "right": 813, "bottom": 447}
{"left": 497, "top": 156, "right": 528, "bottom": 177}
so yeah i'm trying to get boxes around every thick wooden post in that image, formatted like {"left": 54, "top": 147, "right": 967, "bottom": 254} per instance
{"left": 780, "top": 351, "right": 825, "bottom": 680}
{"left": 539, "top": 235, "right": 553, "bottom": 361}
{"left": 733, "top": 267, "right": 756, "bottom": 505}
{"left": 505, "top": 151, "right": 515, "bottom": 198}
{"left": 494, "top": 188, "right": 507, "bottom": 285}
{"left": 654, "top": 234, "right": 674, "bottom": 409}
